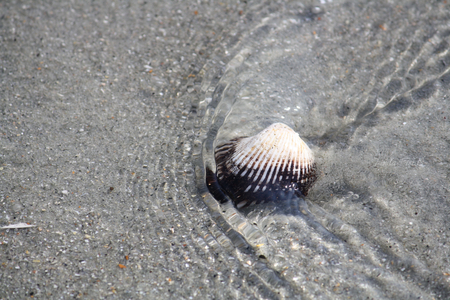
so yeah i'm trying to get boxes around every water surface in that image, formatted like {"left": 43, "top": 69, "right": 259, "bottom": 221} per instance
{"left": 197, "top": 0, "right": 450, "bottom": 298}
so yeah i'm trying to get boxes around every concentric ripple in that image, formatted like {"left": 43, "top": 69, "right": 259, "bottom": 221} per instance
{"left": 195, "top": 0, "right": 450, "bottom": 298}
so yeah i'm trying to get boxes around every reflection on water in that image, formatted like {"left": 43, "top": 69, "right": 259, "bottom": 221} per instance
{"left": 196, "top": 0, "right": 450, "bottom": 298}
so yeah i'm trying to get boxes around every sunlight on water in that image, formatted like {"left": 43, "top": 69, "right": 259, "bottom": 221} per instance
{"left": 197, "top": 0, "right": 450, "bottom": 298}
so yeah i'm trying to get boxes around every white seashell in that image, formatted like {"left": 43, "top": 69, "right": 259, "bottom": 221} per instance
{"left": 210, "top": 123, "right": 317, "bottom": 208}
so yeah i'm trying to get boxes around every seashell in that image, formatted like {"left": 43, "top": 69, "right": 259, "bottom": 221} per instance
{"left": 207, "top": 123, "right": 317, "bottom": 208}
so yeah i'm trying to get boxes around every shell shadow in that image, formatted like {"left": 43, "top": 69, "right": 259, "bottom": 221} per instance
{"left": 238, "top": 189, "right": 342, "bottom": 245}
{"left": 207, "top": 161, "right": 340, "bottom": 245}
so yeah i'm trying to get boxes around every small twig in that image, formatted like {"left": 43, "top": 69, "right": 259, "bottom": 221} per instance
{"left": 1, "top": 223, "right": 37, "bottom": 229}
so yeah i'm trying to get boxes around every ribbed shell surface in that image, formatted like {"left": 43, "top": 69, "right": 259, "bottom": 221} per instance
{"left": 213, "top": 123, "right": 317, "bottom": 208}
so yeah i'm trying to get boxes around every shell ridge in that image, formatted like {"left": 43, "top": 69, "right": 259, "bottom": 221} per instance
{"left": 235, "top": 138, "right": 257, "bottom": 177}
{"left": 278, "top": 131, "right": 296, "bottom": 181}
{"left": 292, "top": 134, "right": 301, "bottom": 176}
{"left": 261, "top": 129, "right": 288, "bottom": 186}
{"left": 232, "top": 137, "right": 255, "bottom": 167}
{"left": 241, "top": 131, "right": 273, "bottom": 179}
{"left": 255, "top": 143, "right": 276, "bottom": 183}
{"left": 215, "top": 142, "right": 238, "bottom": 178}
{"left": 301, "top": 143, "right": 308, "bottom": 179}
{"left": 287, "top": 133, "right": 297, "bottom": 180}
{"left": 215, "top": 139, "right": 239, "bottom": 154}
{"left": 250, "top": 130, "right": 277, "bottom": 181}
{"left": 280, "top": 136, "right": 291, "bottom": 175}
{"left": 271, "top": 133, "right": 290, "bottom": 184}
{"left": 234, "top": 139, "right": 258, "bottom": 171}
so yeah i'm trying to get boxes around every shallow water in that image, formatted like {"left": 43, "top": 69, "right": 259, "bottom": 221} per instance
{"left": 197, "top": 0, "right": 450, "bottom": 298}
{"left": 1, "top": 0, "right": 449, "bottom": 299}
